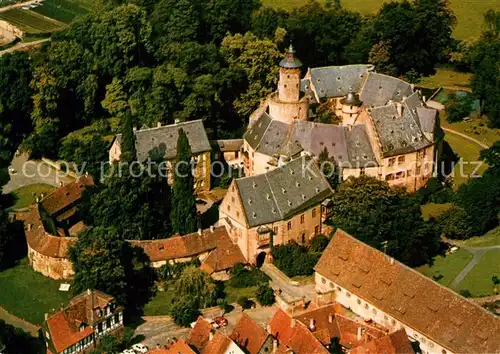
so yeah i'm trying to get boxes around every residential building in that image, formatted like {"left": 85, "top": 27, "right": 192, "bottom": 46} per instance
{"left": 315, "top": 229, "right": 500, "bottom": 354}
{"left": 241, "top": 46, "right": 438, "bottom": 192}
{"left": 109, "top": 120, "right": 211, "bottom": 192}
{"left": 186, "top": 317, "right": 244, "bottom": 354}
{"left": 147, "top": 339, "right": 196, "bottom": 354}
{"left": 218, "top": 155, "right": 333, "bottom": 264}
{"left": 44, "top": 289, "right": 123, "bottom": 354}
{"left": 230, "top": 314, "right": 274, "bottom": 354}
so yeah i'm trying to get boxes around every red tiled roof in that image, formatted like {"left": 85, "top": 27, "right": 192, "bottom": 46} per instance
{"left": 45, "top": 289, "right": 119, "bottom": 353}
{"left": 149, "top": 339, "right": 196, "bottom": 354}
{"left": 230, "top": 314, "right": 269, "bottom": 354}
{"left": 350, "top": 328, "right": 414, "bottom": 354}
{"left": 186, "top": 317, "right": 212, "bottom": 351}
{"left": 130, "top": 226, "right": 232, "bottom": 263}
{"left": 200, "top": 333, "right": 232, "bottom": 354}
{"left": 292, "top": 304, "right": 343, "bottom": 346}
{"left": 315, "top": 229, "right": 500, "bottom": 353}
{"left": 40, "top": 175, "right": 94, "bottom": 216}
{"left": 268, "top": 308, "right": 329, "bottom": 354}
{"left": 200, "top": 235, "right": 245, "bottom": 274}
{"left": 24, "top": 206, "right": 76, "bottom": 258}
{"left": 334, "top": 314, "right": 385, "bottom": 349}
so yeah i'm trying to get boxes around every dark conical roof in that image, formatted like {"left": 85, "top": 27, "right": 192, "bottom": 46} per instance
{"left": 340, "top": 89, "right": 362, "bottom": 106}
{"left": 279, "top": 44, "right": 303, "bottom": 69}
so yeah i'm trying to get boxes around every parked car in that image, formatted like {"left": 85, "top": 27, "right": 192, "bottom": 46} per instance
{"left": 121, "top": 350, "right": 135, "bottom": 354}
{"left": 131, "top": 343, "right": 148, "bottom": 353}
{"left": 214, "top": 316, "right": 228, "bottom": 327}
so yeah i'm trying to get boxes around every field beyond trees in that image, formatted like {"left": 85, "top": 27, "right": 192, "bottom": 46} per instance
{"left": 0, "top": 8, "right": 66, "bottom": 34}
{"left": 262, "top": 0, "right": 499, "bottom": 40}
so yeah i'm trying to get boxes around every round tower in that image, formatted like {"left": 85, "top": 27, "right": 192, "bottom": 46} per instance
{"left": 278, "top": 45, "right": 302, "bottom": 103}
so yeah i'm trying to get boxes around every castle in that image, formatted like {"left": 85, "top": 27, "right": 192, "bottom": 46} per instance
{"left": 241, "top": 46, "right": 438, "bottom": 191}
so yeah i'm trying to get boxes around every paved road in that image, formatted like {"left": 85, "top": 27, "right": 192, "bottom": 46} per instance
{"left": 0, "top": 38, "right": 50, "bottom": 57}
{"left": 0, "top": 306, "right": 39, "bottom": 336}
{"left": 134, "top": 303, "right": 277, "bottom": 349}
{"left": 262, "top": 263, "right": 316, "bottom": 303}
{"left": 3, "top": 153, "right": 74, "bottom": 194}
{"left": 442, "top": 127, "right": 490, "bottom": 149}
{"left": 445, "top": 238, "right": 500, "bottom": 289}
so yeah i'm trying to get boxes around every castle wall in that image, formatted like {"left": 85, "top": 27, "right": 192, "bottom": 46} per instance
{"left": 28, "top": 246, "right": 74, "bottom": 280}
{"left": 268, "top": 93, "right": 309, "bottom": 124}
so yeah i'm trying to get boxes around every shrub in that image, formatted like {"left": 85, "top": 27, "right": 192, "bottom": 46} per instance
{"left": 237, "top": 296, "right": 253, "bottom": 310}
{"left": 445, "top": 94, "right": 474, "bottom": 123}
{"left": 228, "top": 263, "right": 269, "bottom": 288}
{"left": 171, "top": 296, "right": 200, "bottom": 327}
{"left": 271, "top": 242, "right": 319, "bottom": 277}
{"left": 309, "top": 234, "right": 329, "bottom": 253}
{"left": 438, "top": 206, "right": 473, "bottom": 239}
{"left": 459, "top": 289, "right": 472, "bottom": 298}
{"left": 256, "top": 283, "right": 275, "bottom": 306}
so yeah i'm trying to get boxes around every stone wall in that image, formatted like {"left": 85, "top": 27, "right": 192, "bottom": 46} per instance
{"left": 28, "top": 246, "right": 74, "bottom": 280}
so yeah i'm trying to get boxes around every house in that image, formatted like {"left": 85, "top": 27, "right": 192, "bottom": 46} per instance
{"left": 186, "top": 317, "right": 244, "bottom": 354}
{"left": 218, "top": 155, "right": 334, "bottom": 264}
{"left": 109, "top": 120, "right": 211, "bottom": 192}
{"left": 315, "top": 229, "right": 500, "bottom": 354}
{"left": 241, "top": 46, "right": 438, "bottom": 192}
{"left": 230, "top": 314, "right": 274, "bottom": 354}
{"left": 44, "top": 289, "right": 123, "bottom": 354}
{"left": 129, "top": 226, "right": 245, "bottom": 280}
{"left": 147, "top": 339, "right": 196, "bottom": 354}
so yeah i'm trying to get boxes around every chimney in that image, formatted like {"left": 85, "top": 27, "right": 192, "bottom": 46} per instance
{"left": 157, "top": 122, "right": 161, "bottom": 128}
{"left": 357, "top": 326, "right": 365, "bottom": 341}
{"left": 328, "top": 313, "right": 334, "bottom": 323}
{"left": 291, "top": 318, "right": 296, "bottom": 328}
{"left": 273, "top": 339, "right": 278, "bottom": 354}
{"left": 198, "top": 228, "right": 202, "bottom": 235}
{"left": 309, "top": 318, "right": 316, "bottom": 332}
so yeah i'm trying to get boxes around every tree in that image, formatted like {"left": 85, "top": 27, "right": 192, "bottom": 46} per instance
{"left": 171, "top": 296, "right": 200, "bottom": 327}
{"left": 445, "top": 94, "right": 475, "bottom": 122}
{"left": 318, "top": 147, "right": 339, "bottom": 189}
{"left": 170, "top": 128, "right": 197, "bottom": 235}
{"left": 309, "top": 234, "right": 330, "bottom": 253}
{"left": 173, "top": 266, "right": 217, "bottom": 308}
{"left": 329, "top": 176, "right": 440, "bottom": 267}
{"left": 480, "top": 141, "right": 500, "bottom": 168}
{"left": 256, "top": 283, "right": 275, "bottom": 306}
{"left": 120, "top": 108, "right": 137, "bottom": 162}
{"left": 0, "top": 320, "right": 44, "bottom": 354}
{"left": 271, "top": 242, "right": 319, "bottom": 277}
{"left": 101, "top": 78, "right": 129, "bottom": 117}
{"left": 0, "top": 207, "right": 14, "bottom": 271}
{"left": 80, "top": 164, "right": 172, "bottom": 240}
{"left": 92, "top": 335, "right": 120, "bottom": 354}
{"left": 69, "top": 227, "right": 129, "bottom": 304}
{"left": 251, "top": 7, "right": 288, "bottom": 39}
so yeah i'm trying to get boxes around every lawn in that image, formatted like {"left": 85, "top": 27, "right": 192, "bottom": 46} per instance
{"left": 419, "top": 67, "right": 472, "bottom": 90}
{"left": 0, "top": 259, "right": 72, "bottom": 324}
{"left": 457, "top": 249, "right": 500, "bottom": 297}
{"left": 224, "top": 284, "right": 258, "bottom": 304}
{"left": 9, "top": 183, "right": 56, "bottom": 211}
{"left": 416, "top": 248, "right": 473, "bottom": 287}
{"left": 33, "top": 0, "right": 93, "bottom": 23}
{"left": 421, "top": 203, "right": 453, "bottom": 221}
{"left": 0, "top": 8, "right": 66, "bottom": 34}
{"left": 261, "top": 0, "right": 500, "bottom": 40}
{"left": 456, "top": 226, "right": 500, "bottom": 248}
{"left": 441, "top": 117, "right": 500, "bottom": 147}
{"left": 444, "top": 130, "right": 488, "bottom": 187}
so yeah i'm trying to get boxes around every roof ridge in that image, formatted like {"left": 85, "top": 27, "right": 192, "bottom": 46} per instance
{"left": 134, "top": 119, "right": 202, "bottom": 134}
{"left": 265, "top": 171, "right": 284, "bottom": 220}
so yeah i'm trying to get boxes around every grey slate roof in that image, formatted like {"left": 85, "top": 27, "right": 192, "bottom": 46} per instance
{"left": 291, "top": 121, "right": 349, "bottom": 163}
{"left": 216, "top": 139, "right": 244, "bottom": 152}
{"left": 344, "top": 125, "right": 377, "bottom": 167}
{"left": 118, "top": 120, "right": 211, "bottom": 162}
{"left": 370, "top": 104, "right": 432, "bottom": 157}
{"left": 235, "top": 156, "right": 333, "bottom": 227}
{"left": 309, "top": 65, "right": 372, "bottom": 99}
{"left": 360, "top": 72, "right": 413, "bottom": 107}
{"left": 243, "top": 112, "right": 272, "bottom": 150}
{"left": 416, "top": 107, "right": 437, "bottom": 134}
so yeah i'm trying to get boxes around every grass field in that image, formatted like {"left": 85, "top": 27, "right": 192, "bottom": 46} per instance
{"left": 33, "top": 0, "right": 93, "bottom": 23}
{"left": 0, "top": 8, "right": 66, "bottom": 34}
{"left": 456, "top": 226, "right": 500, "bottom": 248}
{"left": 458, "top": 249, "right": 500, "bottom": 297}
{"left": 442, "top": 117, "right": 500, "bottom": 147}
{"left": 9, "top": 183, "right": 56, "bottom": 210}
{"left": 0, "top": 259, "right": 72, "bottom": 324}
{"left": 444, "top": 131, "right": 488, "bottom": 187}
{"left": 417, "top": 248, "right": 473, "bottom": 287}
{"left": 262, "top": 0, "right": 500, "bottom": 40}
{"left": 419, "top": 67, "right": 472, "bottom": 90}
{"left": 421, "top": 203, "right": 453, "bottom": 220}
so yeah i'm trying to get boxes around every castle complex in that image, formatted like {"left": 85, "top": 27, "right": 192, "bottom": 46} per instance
{"left": 241, "top": 46, "right": 438, "bottom": 191}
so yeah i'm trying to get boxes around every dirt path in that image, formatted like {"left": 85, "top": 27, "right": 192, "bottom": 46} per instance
{"left": 442, "top": 127, "right": 490, "bottom": 149}
{"left": 0, "top": 37, "right": 49, "bottom": 56}
{"left": 0, "top": 306, "right": 39, "bottom": 336}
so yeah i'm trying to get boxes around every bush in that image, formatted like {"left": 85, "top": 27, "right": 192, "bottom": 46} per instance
{"left": 271, "top": 242, "right": 319, "bottom": 277}
{"left": 171, "top": 297, "right": 200, "bottom": 327}
{"left": 237, "top": 296, "right": 253, "bottom": 310}
{"left": 309, "top": 234, "right": 329, "bottom": 253}
{"left": 256, "top": 283, "right": 275, "bottom": 306}
{"left": 459, "top": 289, "right": 472, "bottom": 298}
{"left": 228, "top": 263, "right": 269, "bottom": 288}
{"left": 438, "top": 206, "right": 473, "bottom": 239}
{"left": 416, "top": 178, "right": 454, "bottom": 204}
{"left": 445, "top": 94, "right": 475, "bottom": 123}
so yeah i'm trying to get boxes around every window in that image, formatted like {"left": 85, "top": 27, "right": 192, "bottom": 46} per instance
{"left": 364, "top": 304, "right": 369, "bottom": 310}
{"left": 398, "top": 156, "right": 405, "bottom": 164}
{"left": 227, "top": 205, "right": 231, "bottom": 212}
{"left": 385, "top": 174, "right": 394, "bottom": 181}
{"left": 372, "top": 309, "right": 377, "bottom": 315}
{"left": 336, "top": 286, "right": 341, "bottom": 291}
{"left": 391, "top": 319, "right": 396, "bottom": 325}
{"left": 384, "top": 315, "right": 388, "bottom": 321}
{"left": 231, "top": 196, "right": 235, "bottom": 203}
{"left": 360, "top": 168, "right": 365, "bottom": 175}
{"left": 312, "top": 208, "right": 316, "bottom": 218}
{"left": 301, "top": 233, "right": 305, "bottom": 244}
{"left": 273, "top": 226, "right": 278, "bottom": 235}
{"left": 396, "top": 171, "right": 405, "bottom": 179}
{"left": 346, "top": 292, "right": 351, "bottom": 298}
{"left": 322, "top": 277, "right": 326, "bottom": 284}
{"left": 236, "top": 211, "right": 240, "bottom": 218}
{"left": 287, "top": 221, "right": 292, "bottom": 230}
{"left": 315, "top": 225, "right": 319, "bottom": 235}
{"left": 357, "top": 299, "right": 361, "bottom": 305}
{"left": 416, "top": 166, "right": 421, "bottom": 175}
{"left": 300, "top": 214, "right": 305, "bottom": 224}
{"left": 388, "top": 158, "right": 396, "bottom": 167}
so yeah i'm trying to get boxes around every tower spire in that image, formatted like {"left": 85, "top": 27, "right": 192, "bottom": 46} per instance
{"left": 279, "top": 43, "right": 302, "bottom": 69}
